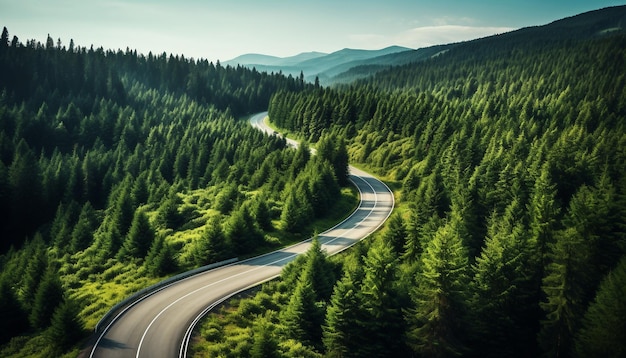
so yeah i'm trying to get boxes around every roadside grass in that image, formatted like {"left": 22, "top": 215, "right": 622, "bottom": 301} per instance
{"left": 188, "top": 118, "right": 404, "bottom": 357}
{"left": 65, "top": 182, "right": 359, "bottom": 334}
{"left": 237, "top": 185, "right": 359, "bottom": 260}
{"left": 11, "top": 114, "right": 387, "bottom": 358}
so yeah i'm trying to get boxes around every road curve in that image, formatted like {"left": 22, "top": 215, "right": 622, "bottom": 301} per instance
{"left": 88, "top": 112, "right": 394, "bottom": 358}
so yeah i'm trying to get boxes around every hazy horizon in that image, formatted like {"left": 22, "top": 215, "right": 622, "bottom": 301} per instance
{"left": 1, "top": 1, "right": 624, "bottom": 62}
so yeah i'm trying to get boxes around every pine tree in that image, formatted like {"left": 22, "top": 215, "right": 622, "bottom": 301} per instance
{"left": 575, "top": 256, "right": 626, "bottom": 358}
{"left": 251, "top": 195, "right": 273, "bottom": 232}
{"left": 0, "top": 277, "right": 29, "bottom": 344}
{"left": 527, "top": 164, "right": 561, "bottom": 286}
{"left": 333, "top": 137, "right": 350, "bottom": 186}
{"left": 194, "top": 216, "right": 230, "bottom": 266}
{"left": 315, "top": 133, "right": 349, "bottom": 186}
{"left": 290, "top": 141, "right": 310, "bottom": 179}
{"left": 281, "top": 188, "right": 311, "bottom": 233}
{"left": 301, "top": 237, "right": 336, "bottom": 301}
{"left": 145, "top": 234, "right": 178, "bottom": 276}
{"left": 131, "top": 172, "right": 150, "bottom": 206}
{"left": 214, "top": 183, "right": 239, "bottom": 214}
{"left": 383, "top": 212, "right": 408, "bottom": 256}
{"left": 105, "top": 178, "right": 136, "bottom": 252}
{"left": 70, "top": 201, "right": 99, "bottom": 252}
{"left": 316, "top": 134, "right": 335, "bottom": 164}
{"left": 45, "top": 34, "right": 54, "bottom": 50}
{"left": 403, "top": 171, "right": 448, "bottom": 262}
{"left": 539, "top": 181, "right": 620, "bottom": 356}
{"left": 250, "top": 315, "right": 280, "bottom": 358}
{"left": 118, "top": 208, "right": 155, "bottom": 260}
{"left": 469, "top": 199, "right": 539, "bottom": 357}
{"left": 0, "top": 27, "right": 9, "bottom": 50}
{"left": 323, "top": 272, "right": 361, "bottom": 357}
{"left": 46, "top": 298, "right": 85, "bottom": 353}
{"left": 539, "top": 198, "right": 596, "bottom": 356}
{"left": 226, "top": 203, "right": 262, "bottom": 255}
{"left": 29, "top": 267, "right": 65, "bottom": 330}
{"left": 50, "top": 200, "right": 81, "bottom": 249}
{"left": 281, "top": 277, "right": 324, "bottom": 349}
{"left": 357, "top": 241, "right": 406, "bottom": 357}
{"left": 0, "top": 162, "right": 9, "bottom": 243}
{"left": 406, "top": 219, "right": 470, "bottom": 357}
{"left": 8, "top": 140, "right": 43, "bottom": 240}
{"left": 20, "top": 235, "right": 48, "bottom": 309}
{"left": 157, "top": 192, "right": 184, "bottom": 229}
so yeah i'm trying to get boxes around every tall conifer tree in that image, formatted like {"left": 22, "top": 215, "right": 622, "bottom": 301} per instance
{"left": 406, "top": 219, "right": 470, "bottom": 357}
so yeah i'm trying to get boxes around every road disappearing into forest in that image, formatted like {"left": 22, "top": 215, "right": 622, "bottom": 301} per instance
{"left": 88, "top": 112, "right": 394, "bottom": 358}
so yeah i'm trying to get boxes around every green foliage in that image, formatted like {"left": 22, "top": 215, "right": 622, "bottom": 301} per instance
{"left": 46, "top": 298, "right": 86, "bottom": 354}
{"left": 280, "top": 240, "right": 331, "bottom": 349}
{"left": 382, "top": 211, "right": 407, "bottom": 256}
{"left": 214, "top": 183, "right": 239, "bottom": 214}
{"left": 144, "top": 234, "right": 178, "bottom": 276}
{"left": 226, "top": 203, "right": 263, "bottom": 255}
{"left": 575, "top": 257, "right": 626, "bottom": 358}
{"left": 322, "top": 271, "right": 362, "bottom": 357}
{"left": 0, "top": 278, "right": 28, "bottom": 344}
{"left": 406, "top": 219, "right": 470, "bottom": 357}
{"left": 193, "top": 216, "right": 231, "bottom": 266}
{"left": 157, "top": 192, "right": 185, "bottom": 229}
{"left": 356, "top": 241, "right": 407, "bottom": 356}
{"left": 538, "top": 184, "right": 611, "bottom": 357}
{"left": 264, "top": 16, "right": 626, "bottom": 358}
{"left": 70, "top": 201, "right": 99, "bottom": 252}
{"left": 19, "top": 236, "right": 48, "bottom": 309}
{"left": 250, "top": 315, "right": 280, "bottom": 358}
{"left": 281, "top": 278, "right": 324, "bottom": 348}
{"left": 29, "top": 268, "right": 64, "bottom": 331}
{"left": 117, "top": 208, "right": 155, "bottom": 260}
{"left": 280, "top": 188, "right": 311, "bottom": 233}
{"left": 2, "top": 10, "right": 626, "bottom": 356}
{"left": 316, "top": 133, "right": 350, "bottom": 186}
{"left": 0, "top": 25, "right": 324, "bottom": 355}
{"left": 300, "top": 237, "right": 336, "bottom": 301}
{"left": 469, "top": 199, "right": 540, "bottom": 357}
{"left": 251, "top": 195, "right": 273, "bottom": 232}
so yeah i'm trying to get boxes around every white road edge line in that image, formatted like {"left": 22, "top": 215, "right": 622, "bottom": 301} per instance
{"left": 141, "top": 174, "right": 375, "bottom": 358}
{"left": 89, "top": 111, "right": 395, "bottom": 357}
{"left": 178, "top": 173, "right": 385, "bottom": 357}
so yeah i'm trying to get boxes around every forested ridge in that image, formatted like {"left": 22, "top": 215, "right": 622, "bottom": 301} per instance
{"left": 1, "top": 5, "right": 625, "bottom": 358}
{"left": 189, "top": 7, "right": 626, "bottom": 358}
{"left": 0, "top": 28, "right": 352, "bottom": 357}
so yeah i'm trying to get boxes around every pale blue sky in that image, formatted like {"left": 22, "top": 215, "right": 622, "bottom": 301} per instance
{"left": 1, "top": 1, "right": 624, "bottom": 62}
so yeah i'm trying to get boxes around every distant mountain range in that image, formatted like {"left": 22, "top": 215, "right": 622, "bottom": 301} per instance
{"left": 225, "top": 5, "right": 626, "bottom": 85}
{"left": 224, "top": 46, "right": 412, "bottom": 85}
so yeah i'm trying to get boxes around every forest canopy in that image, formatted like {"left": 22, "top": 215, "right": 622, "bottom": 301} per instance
{"left": 1, "top": 5, "right": 626, "bottom": 357}
{"left": 251, "top": 9, "right": 626, "bottom": 358}
{"left": 0, "top": 28, "right": 351, "bottom": 356}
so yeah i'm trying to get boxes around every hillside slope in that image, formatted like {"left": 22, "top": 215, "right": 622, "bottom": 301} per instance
{"left": 333, "top": 5, "right": 626, "bottom": 85}
{"left": 264, "top": 7, "right": 626, "bottom": 356}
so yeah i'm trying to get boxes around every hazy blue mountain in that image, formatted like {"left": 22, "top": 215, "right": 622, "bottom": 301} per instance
{"left": 223, "top": 53, "right": 283, "bottom": 66}
{"left": 225, "top": 5, "right": 626, "bottom": 85}
{"left": 225, "top": 46, "right": 411, "bottom": 83}
{"left": 294, "top": 46, "right": 411, "bottom": 71}
{"left": 224, "top": 51, "right": 328, "bottom": 67}
{"left": 326, "top": 45, "right": 452, "bottom": 84}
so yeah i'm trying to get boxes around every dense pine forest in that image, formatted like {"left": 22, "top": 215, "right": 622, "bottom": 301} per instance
{"left": 190, "top": 7, "right": 626, "bottom": 358}
{"left": 0, "top": 28, "right": 353, "bottom": 357}
{"left": 1, "top": 5, "right": 625, "bottom": 358}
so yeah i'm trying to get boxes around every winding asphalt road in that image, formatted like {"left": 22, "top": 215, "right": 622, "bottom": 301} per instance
{"left": 88, "top": 112, "right": 394, "bottom": 358}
